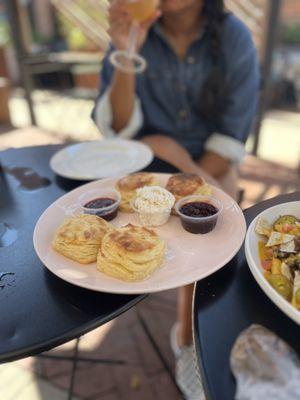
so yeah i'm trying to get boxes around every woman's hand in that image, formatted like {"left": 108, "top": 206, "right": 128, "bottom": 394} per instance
{"left": 109, "top": 0, "right": 161, "bottom": 51}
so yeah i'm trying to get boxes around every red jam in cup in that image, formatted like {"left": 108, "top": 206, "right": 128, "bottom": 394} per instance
{"left": 78, "top": 189, "right": 121, "bottom": 221}
{"left": 175, "top": 195, "right": 223, "bottom": 234}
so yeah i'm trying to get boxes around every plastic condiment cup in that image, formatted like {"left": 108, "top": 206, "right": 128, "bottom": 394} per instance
{"left": 175, "top": 195, "right": 223, "bottom": 234}
{"left": 78, "top": 188, "right": 121, "bottom": 221}
{"left": 131, "top": 199, "right": 172, "bottom": 227}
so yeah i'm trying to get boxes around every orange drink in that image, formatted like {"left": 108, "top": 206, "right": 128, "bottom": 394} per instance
{"left": 126, "top": 0, "right": 158, "bottom": 23}
{"left": 110, "top": 0, "right": 156, "bottom": 73}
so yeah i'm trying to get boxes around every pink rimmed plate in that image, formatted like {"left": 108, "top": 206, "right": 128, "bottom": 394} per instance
{"left": 33, "top": 173, "right": 246, "bottom": 294}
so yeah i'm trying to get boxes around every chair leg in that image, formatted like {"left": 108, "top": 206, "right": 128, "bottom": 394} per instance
{"left": 36, "top": 336, "right": 127, "bottom": 400}
{"left": 37, "top": 353, "right": 126, "bottom": 365}
{"left": 68, "top": 337, "right": 80, "bottom": 400}
{"left": 237, "top": 188, "right": 245, "bottom": 205}
{"left": 135, "top": 308, "right": 184, "bottom": 398}
{"left": 64, "top": 331, "right": 130, "bottom": 400}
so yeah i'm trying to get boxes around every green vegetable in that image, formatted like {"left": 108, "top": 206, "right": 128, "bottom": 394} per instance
{"left": 274, "top": 215, "right": 298, "bottom": 227}
{"left": 275, "top": 215, "right": 299, "bottom": 225}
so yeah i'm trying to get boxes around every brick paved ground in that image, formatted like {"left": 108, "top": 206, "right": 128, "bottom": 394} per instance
{"left": 17, "top": 291, "right": 180, "bottom": 400}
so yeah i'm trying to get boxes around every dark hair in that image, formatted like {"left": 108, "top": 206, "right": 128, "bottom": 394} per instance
{"left": 201, "top": 0, "right": 227, "bottom": 129}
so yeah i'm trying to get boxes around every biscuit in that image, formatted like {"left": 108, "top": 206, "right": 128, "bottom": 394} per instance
{"left": 166, "top": 173, "right": 212, "bottom": 207}
{"left": 98, "top": 251, "right": 165, "bottom": 282}
{"left": 97, "top": 224, "right": 165, "bottom": 281}
{"left": 52, "top": 214, "right": 111, "bottom": 264}
{"left": 116, "top": 173, "right": 158, "bottom": 212}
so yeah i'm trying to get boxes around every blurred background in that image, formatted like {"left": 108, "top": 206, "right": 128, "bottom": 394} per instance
{"left": 0, "top": 0, "right": 299, "bottom": 199}
{"left": 0, "top": 1, "right": 299, "bottom": 399}
{"left": 0, "top": 0, "right": 299, "bottom": 165}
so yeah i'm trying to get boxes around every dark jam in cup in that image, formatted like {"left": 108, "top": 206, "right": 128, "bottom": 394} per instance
{"left": 179, "top": 201, "right": 219, "bottom": 234}
{"left": 84, "top": 197, "right": 118, "bottom": 221}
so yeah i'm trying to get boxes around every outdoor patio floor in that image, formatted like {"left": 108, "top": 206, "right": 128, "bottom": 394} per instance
{"left": 11, "top": 291, "right": 180, "bottom": 400}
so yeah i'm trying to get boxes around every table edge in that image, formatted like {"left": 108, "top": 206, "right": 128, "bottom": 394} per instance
{"left": 0, "top": 294, "right": 147, "bottom": 364}
{"left": 192, "top": 191, "right": 300, "bottom": 400}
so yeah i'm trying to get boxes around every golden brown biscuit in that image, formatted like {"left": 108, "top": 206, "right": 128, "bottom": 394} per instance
{"left": 97, "top": 224, "right": 165, "bottom": 281}
{"left": 116, "top": 173, "right": 158, "bottom": 212}
{"left": 97, "top": 250, "right": 165, "bottom": 282}
{"left": 101, "top": 224, "right": 165, "bottom": 267}
{"left": 166, "top": 173, "right": 212, "bottom": 206}
{"left": 52, "top": 214, "right": 112, "bottom": 264}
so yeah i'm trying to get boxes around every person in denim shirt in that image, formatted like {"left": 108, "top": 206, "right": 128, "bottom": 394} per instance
{"left": 94, "top": 1, "right": 259, "bottom": 398}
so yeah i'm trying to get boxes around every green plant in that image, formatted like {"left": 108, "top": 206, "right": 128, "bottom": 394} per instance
{"left": 0, "top": 20, "right": 10, "bottom": 46}
{"left": 281, "top": 23, "right": 300, "bottom": 45}
{"left": 55, "top": 1, "right": 108, "bottom": 51}
{"left": 57, "top": 13, "right": 89, "bottom": 50}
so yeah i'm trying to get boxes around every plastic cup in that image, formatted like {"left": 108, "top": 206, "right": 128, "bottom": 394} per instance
{"left": 175, "top": 195, "right": 223, "bottom": 234}
{"left": 78, "top": 188, "right": 121, "bottom": 221}
{"left": 131, "top": 199, "right": 172, "bottom": 227}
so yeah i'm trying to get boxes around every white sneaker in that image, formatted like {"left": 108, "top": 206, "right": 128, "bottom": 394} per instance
{"left": 170, "top": 324, "right": 206, "bottom": 400}
{"left": 170, "top": 322, "right": 181, "bottom": 358}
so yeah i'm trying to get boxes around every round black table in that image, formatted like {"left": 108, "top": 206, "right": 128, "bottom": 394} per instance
{"left": 193, "top": 191, "right": 300, "bottom": 400}
{"left": 0, "top": 144, "right": 178, "bottom": 364}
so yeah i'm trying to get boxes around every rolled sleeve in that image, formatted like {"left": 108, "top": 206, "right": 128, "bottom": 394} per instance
{"left": 94, "top": 89, "right": 144, "bottom": 139}
{"left": 204, "top": 133, "right": 246, "bottom": 164}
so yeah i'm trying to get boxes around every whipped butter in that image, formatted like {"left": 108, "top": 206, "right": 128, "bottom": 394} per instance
{"left": 133, "top": 186, "right": 175, "bottom": 226}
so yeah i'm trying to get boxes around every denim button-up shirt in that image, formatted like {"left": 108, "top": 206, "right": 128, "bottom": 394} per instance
{"left": 95, "top": 13, "right": 260, "bottom": 160}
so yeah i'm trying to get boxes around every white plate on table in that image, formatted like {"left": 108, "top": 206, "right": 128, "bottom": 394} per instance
{"left": 50, "top": 139, "right": 153, "bottom": 180}
{"left": 245, "top": 201, "right": 300, "bottom": 324}
{"left": 33, "top": 173, "right": 246, "bottom": 294}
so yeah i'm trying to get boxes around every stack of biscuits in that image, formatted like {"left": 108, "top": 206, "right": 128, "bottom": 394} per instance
{"left": 52, "top": 216, "right": 165, "bottom": 282}
{"left": 115, "top": 172, "right": 158, "bottom": 212}
{"left": 97, "top": 224, "right": 165, "bottom": 282}
{"left": 52, "top": 214, "right": 111, "bottom": 264}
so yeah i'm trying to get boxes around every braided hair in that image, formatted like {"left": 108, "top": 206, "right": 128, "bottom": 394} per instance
{"left": 201, "top": 0, "right": 227, "bottom": 129}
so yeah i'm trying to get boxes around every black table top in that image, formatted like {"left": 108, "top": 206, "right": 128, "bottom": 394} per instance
{"left": 193, "top": 191, "right": 300, "bottom": 400}
{"left": 0, "top": 144, "right": 178, "bottom": 364}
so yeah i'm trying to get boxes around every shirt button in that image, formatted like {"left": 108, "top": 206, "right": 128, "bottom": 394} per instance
{"left": 179, "top": 109, "right": 188, "bottom": 119}
{"left": 187, "top": 56, "right": 195, "bottom": 64}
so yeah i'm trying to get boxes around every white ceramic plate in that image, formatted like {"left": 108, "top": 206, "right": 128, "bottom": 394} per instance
{"left": 50, "top": 139, "right": 153, "bottom": 180}
{"left": 245, "top": 201, "right": 300, "bottom": 324}
{"left": 33, "top": 173, "right": 246, "bottom": 294}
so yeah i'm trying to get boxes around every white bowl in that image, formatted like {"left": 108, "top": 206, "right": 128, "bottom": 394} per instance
{"left": 245, "top": 201, "right": 300, "bottom": 324}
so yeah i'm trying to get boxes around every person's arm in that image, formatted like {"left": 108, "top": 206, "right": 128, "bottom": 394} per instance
{"left": 197, "top": 17, "right": 260, "bottom": 178}
{"left": 110, "top": 70, "right": 136, "bottom": 132}
{"left": 93, "top": 0, "right": 160, "bottom": 136}
{"left": 93, "top": 51, "right": 144, "bottom": 138}
{"left": 198, "top": 151, "right": 230, "bottom": 178}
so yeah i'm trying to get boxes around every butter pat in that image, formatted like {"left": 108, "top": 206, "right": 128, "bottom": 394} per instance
{"left": 133, "top": 186, "right": 175, "bottom": 227}
{"left": 135, "top": 186, "right": 175, "bottom": 212}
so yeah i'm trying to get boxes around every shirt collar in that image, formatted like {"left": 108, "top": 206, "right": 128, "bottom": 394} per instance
{"left": 152, "top": 19, "right": 205, "bottom": 45}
